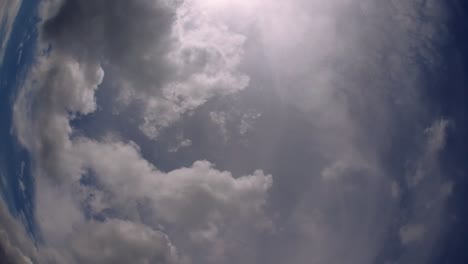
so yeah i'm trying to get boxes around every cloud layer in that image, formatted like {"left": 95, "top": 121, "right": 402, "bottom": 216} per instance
{"left": 2, "top": 0, "right": 457, "bottom": 263}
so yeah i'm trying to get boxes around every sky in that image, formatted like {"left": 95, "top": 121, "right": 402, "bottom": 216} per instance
{"left": 0, "top": 0, "right": 22, "bottom": 62}
{"left": 0, "top": 0, "right": 467, "bottom": 263}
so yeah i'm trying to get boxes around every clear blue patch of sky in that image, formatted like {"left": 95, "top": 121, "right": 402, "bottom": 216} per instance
{"left": 0, "top": 0, "right": 41, "bottom": 240}
{"left": 423, "top": 1, "right": 468, "bottom": 263}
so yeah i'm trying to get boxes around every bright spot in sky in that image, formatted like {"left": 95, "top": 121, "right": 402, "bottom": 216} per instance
{"left": 190, "top": 0, "right": 263, "bottom": 21}
{"left": 195, "top": 0, "right": 260, "bottom": 10}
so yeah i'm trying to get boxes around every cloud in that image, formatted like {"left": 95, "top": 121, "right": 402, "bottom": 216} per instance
{"left": 0, "top": 0, "right": 22, "bottom": 63}
{"left": 139, "top": 1, "right": 249, "bottom": 138}
{"left": 0, "top": 197, "right": 181, "bottom": 264}
{"left": 390, "top": 181, "right": 401, "bottom": 199}
{"left": 39, "top": 0, "right": 249, "bottom": 139}
{"left": 73, "top": 138, "right": 272, "bottom": 231}
{"left": 169, "top": 137, "right": 192, "bottom": 153}
{"left": 63, "top": 220, "right": 180, "bottom": 264}
{"left": 9, "top": 0, "right": 271, "bottom": 263}
{"left": 5, "top": 0, "right": 457, "bottom": 263}
{"left": 224, "top": 0, "right": 452, "bottom": 263}
{"left": 14, "top": 69, "right": 272, "bottom": 262}
{"left": 209, "top": 111, "right": 228, "bottom": 139}
{"left": 400, "top": 224, "right": 425, "bottom": 245}
{"left": 0, "top": 200, "right": 36, "bottom": 264}
{"left": 13, "top": 53, "right": 104, "bottom": 183}
{"left": 408, "top": 119, "right": 451, "bottom": 187}
{"left": 393, "top": 119, "right": 454, "bottom": 263}
{"left": 24, "top": 136, "right": 271, "bottom": 263}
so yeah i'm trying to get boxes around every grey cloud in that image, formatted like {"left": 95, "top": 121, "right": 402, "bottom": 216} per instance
{"left": 11, "top": 176, "right": 182, "bottom": 264}
{"left": 39, "top": 0, "right": 250, "bottom": 139}
{"left": 0, "top": 200, "right": 36, "bottom": 264}
{"left": 72, "top": 138, "right": 272, "bottom": 258}
{"left": 400, "top": 224, "right": 425, "bottom": 245}
{"left": 67, "top": 220, "right": 179, "bottom": 264}
{"left": 219, "top": 1, "right": 452, "bottom": 263}
{"left": 14, "top": 53, "right": 103, "bottom": 183}
{"left": 23, "top": 135, "right": 272, "bottom": 263}
{"left": 394, "top": 119, "right": 453, "bottom": 263}
{"left": 41, "top": 0, "right": 175, "bottom": 92}
{"left": 0, "top": 197, "right": 181, "bottom": 264}
{"left": 179, "top": 1, "right": 452, "bottom": 263}
{"left": 10, "top": 0, "right": 271, "bottom": 263}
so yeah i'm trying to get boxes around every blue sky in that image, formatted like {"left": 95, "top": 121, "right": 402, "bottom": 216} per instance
{"left": 0, "top": 0, "right": 38, "bottom": 239}
{"left": 1, "top": 0, "right": 468, "bottom": 263}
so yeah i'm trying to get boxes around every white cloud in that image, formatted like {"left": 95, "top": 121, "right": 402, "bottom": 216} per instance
{"left": 6, "top": 0, "right": 457, "bottom": 263}
{"left": 73, "top": 138, "right": 273, "bottom": 239}
{"left": 9, "top": 1, "right": 272, "bottom": 262}
{"left": 139, "top": 1, "right": 249, "bottom": 138}
{"left": 21, "top": 136, "right": 272, "bottom": 263}
{"left": 37, "top": 0, "right": 250, "bottom": 140}
{"left": 13, "top": 53, "right": 104, "bottom": 184}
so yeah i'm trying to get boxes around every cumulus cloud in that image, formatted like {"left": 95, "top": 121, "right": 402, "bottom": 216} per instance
{"left": 72, "top": 138, "right": 272, "bottom": 230}
{"left": 62, "top": 220, "right": 179, "bottom": 264}
{"left": 14, "top": 64, "right": 270, "bottom": 263}
{"left": 72, "top": 138, "right": 272, "bottom": 262}
{"left": 9, "top": 0, "right": 271, "bottom": 263}
{"left": 39, "top": 0, "right": 249, "bottom": 139}
{"left": 139, "top": 1, "right": 249, "bottom": 138}
{"left": 0, "top": 197, "right": 181, "bottom": 264}
{"left": 13, "top": 53, "right": 104, "bottom": 183}
{"left": 23, "top": 136, "right": 271, "bottom": 263}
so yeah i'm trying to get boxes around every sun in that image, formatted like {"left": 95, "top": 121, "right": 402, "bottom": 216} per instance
{"left": 193, "top": 0, "right": 261, "bottom": 14}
